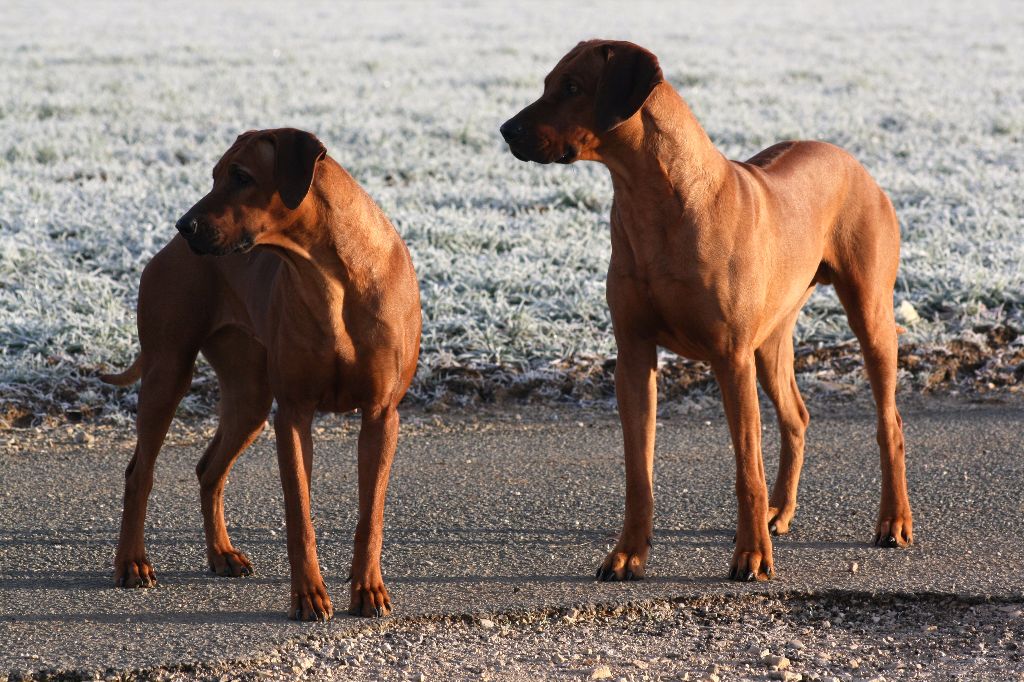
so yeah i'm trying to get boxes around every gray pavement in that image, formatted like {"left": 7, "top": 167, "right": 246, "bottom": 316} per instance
{"left": 1, "top": 401, "right": 1022, "bottom": 677}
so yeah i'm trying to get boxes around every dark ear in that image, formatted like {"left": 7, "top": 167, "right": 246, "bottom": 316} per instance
{"left": 594, "top": 42, "right": 664, "bottom": 132}
{"left": 272, "top": 129, "right": 327, "bottom": 210}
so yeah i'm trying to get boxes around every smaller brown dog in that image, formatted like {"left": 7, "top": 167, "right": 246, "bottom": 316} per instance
{"left": 102, "top": 128, "right": 421, "bottom": 620}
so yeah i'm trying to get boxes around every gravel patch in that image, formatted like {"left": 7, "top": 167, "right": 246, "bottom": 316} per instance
{"left": 30, "top": 594, "right": 1022, "bottom": 681}
{"left": 229, "top": 594, "right": 1024, "bottom": 682}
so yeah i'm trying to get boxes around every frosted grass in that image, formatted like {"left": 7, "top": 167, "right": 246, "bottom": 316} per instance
{"left": 0, "top": 1, "right": 1021, "bottom": 422}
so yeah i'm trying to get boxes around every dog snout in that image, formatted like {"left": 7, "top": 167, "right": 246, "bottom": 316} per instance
{"left": 500, "top": 119, "right": 525, "bottom": 143}
{"left": 176, "top": 215, "right": 200, "bottom": 236}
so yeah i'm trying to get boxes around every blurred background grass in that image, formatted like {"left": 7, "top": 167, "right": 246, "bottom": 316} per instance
{"left": 0, "top": 1, "right": 1021, "bottom": 424}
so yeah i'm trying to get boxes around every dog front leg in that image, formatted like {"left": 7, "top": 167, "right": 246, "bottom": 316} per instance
{"left": 714, "top": 354, "right": 774, "bottom": 581}
{"left": 597, "top": 339, "right": 657, "bottom": 581}
{"left": 349, "top": 404, "right": 398, "bottom": 617}
{"left": 274, "top": 404, "right": 333, "bottom": 621}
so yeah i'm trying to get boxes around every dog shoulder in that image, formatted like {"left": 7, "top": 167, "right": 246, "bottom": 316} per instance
{"left": 744, "top": 141, "right": 799, "bottom": 169}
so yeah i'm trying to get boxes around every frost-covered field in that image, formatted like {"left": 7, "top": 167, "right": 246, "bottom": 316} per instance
{"left": 1, "top": 1, "right": 1022, "bottom": 422}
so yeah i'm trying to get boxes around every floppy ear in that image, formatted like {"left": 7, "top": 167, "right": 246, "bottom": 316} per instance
{"left": 272, "top": 128, "right": 327, "bottom": 210}
{"left": 594, "top": 42, "right": 664, "bottom": 132}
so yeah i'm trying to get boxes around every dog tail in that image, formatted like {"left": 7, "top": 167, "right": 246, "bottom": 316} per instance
{"left": 99, "top": 354, "right": 143, "bottom": 386}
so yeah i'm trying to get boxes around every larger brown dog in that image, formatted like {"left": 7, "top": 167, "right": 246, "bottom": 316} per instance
{"left": 501, "top": 41, "right": 912, "bottom": 582}
{"left": 102, "top": 128, "right": 421, "bottom": 619}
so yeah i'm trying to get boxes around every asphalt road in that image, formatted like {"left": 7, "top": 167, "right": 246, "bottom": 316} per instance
{"left": 1, "top": 401, "right": 1022, "bottom": 677}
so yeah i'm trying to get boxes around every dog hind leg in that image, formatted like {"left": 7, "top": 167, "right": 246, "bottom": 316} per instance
{"left": 833, "top": 273, "right": 913, "bottom": 547}
{"left": 114, "top": 353, "right": 196, "bottom": 587}
{"left": 195, "top": 327, "right": 272, "bottom": 577}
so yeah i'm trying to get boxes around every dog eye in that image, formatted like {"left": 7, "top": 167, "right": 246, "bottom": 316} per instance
{"left": 231, "top": 168, "right": 253, "bottom": 186}
{"left": 563, "top": 81, "right": 580, "bottom": 96}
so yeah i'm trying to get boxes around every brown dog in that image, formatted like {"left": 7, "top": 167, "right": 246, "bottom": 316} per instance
{"left": 501, "top": 41, "right": 912, "bottom": 582}
{"left": 102, "top": 128, "right": 421, "bottom": 619}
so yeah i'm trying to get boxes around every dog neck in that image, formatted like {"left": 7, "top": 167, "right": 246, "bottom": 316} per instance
{"left": 597, "top": 83, "right": 730, "bottom": 215}
{"left": 258, "top": 158, "right": 398, "bottom": 291}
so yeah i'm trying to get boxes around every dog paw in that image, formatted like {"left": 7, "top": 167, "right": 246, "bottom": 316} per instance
{"left": 767, "top": 505, "right": 796, "bottom": 536}
{"left": 595, "top": 543, "right": 649, "bottom": 581}
{"left": 729, "top": 541, "right": 774, "bottom": 582}
{"left": 208, "top": 547, "right": 254, "bottom": 577}
{"left": 873, "top": 514, "right": 913, "bottom": 548}
{"left": 289, "top": 580, "right": 333, "bottom": 622}
{"left": 114, "top": 556, "right": 157, "bottom": 588}
{"left": 349, "top": 579, "right": 392, "bottom": 618}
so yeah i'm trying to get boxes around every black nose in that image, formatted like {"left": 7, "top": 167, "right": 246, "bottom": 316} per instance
{"left": 500, "top": 120, "right": 524, "bottom": 142}
{"left": 176, "top": 216, "right": 199, "bottom": 236}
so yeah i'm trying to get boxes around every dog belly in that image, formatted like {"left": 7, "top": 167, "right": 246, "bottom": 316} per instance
{"left": 317, "top": 391, "right": 358, "bottom": 414}
{"left": 655, "top": 331, "right": 712, "bottom": 362}
{"left": 641, "top": 291, "right": 718, "bottom": 361}
{"left": 638, "top": 271, "right": 816, "bottom": 362}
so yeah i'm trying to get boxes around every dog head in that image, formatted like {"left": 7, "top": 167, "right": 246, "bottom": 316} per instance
{"left": 500, "top": 40, "right": 663, "bottom": 165}
{"left": 175, "top": 128, "right": 326, "bottom": 255}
